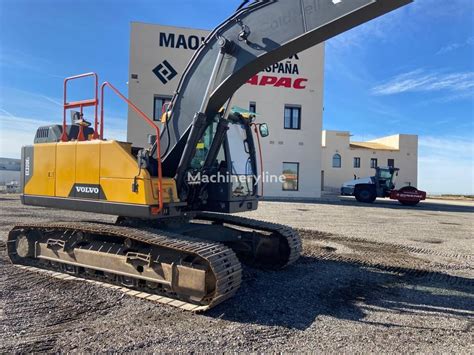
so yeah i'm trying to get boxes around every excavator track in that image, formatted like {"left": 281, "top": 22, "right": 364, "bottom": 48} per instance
{"left": 7, "top": 222, "right": 242, "bottom": 312}
{"left": 194, "top": 212, "right": 302, "bottom": 268}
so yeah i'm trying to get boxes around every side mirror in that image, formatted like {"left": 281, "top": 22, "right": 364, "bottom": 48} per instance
{"left": 137, "top": 149, "right": 149, "bottom": 169}
{"left": 259, "top": 123, "right": 269, "bottom": 138}
{"left": 148, "top": 134, "right": 157, "bottom": 145}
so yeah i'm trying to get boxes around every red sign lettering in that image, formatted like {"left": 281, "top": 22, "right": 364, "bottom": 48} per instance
{"left": 293, "top": 78, "right": 308, "bottom": 89}
{"left": 246, "top": 75, "right": 308, "bottom": 90}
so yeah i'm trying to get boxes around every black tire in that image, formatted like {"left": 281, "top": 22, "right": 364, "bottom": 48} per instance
{"left": 354, "top": 185, "right": 376, "bottom": 203}
{"left": 398, "top": 186, "right": 421, "bottom": 206}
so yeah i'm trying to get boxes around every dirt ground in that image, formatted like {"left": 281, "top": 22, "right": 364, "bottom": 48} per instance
{"left": 0, "top": 195, "right": 473, "bottom": 353}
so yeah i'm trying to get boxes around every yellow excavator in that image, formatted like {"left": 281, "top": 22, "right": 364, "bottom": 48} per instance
{"left": 8, "top": 0, "right": 412, "bottom": 311}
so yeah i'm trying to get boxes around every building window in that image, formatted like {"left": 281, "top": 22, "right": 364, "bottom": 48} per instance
{"left": 388, "top": 159, "right": 395, "bottom": 167}
{"left": 153, "top": 96, "right": 171, "bottom": 121}
{"left": 282, "top": 162, "right": 299, "bottom": 191}
{"left": 249, "top": 102, "right": 256, "bottom": 113}
{"left": 353, "top": 157, "right": 361, "bottom": 168}
{"left": 284, "top": 105, "right": 301, "bottom": 130}
{"left": 371, "top": 158, "right": 378, "bottom": 168}
{"left": 332, "top": 154, "right": 342, "bottom": 168}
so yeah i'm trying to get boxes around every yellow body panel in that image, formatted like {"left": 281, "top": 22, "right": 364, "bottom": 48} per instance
{"left": 24, "top": 143, "right": 56, "bottom": 196}
{"left": 99, "top": 178, "right": 147, "bottom": 204}
{"left": 55, "top": 142, "right": 76, "bottom": 197}
{"left": 24, "top": 140, "right": 178, "bottom": 207}
{"left": 76, "top": 141, "right": 100, "bottom": 185}
{"left": 100, "top": 141, "right": 139, "bottom": 178}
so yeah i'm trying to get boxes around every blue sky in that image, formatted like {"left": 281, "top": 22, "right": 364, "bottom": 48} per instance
{"left": 0, "top": 0, "right": 473, "bottom": 194}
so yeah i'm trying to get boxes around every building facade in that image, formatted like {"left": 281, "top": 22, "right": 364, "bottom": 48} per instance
{"left": 321, "top": 130, "right": 418, "bottom": 192}
{"left": 0, "top": 157, "right": 20, "bottom": 192}
{"left": 127, "top": 22, "right": 325, "bottom": 199}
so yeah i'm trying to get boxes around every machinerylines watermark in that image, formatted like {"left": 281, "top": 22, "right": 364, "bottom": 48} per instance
{"left": 186, "top": 171, "right": 287, "bottom": 186}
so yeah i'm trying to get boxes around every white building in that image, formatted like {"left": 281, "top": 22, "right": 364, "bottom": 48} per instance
{"left": 127, "top": 23, "right": 325, "bottom": 199}
{"left": 321, "top": 130, "right": 418, "bottom": 192}
{"left": 0, "top": 157, "right": 20, "bottom": 192}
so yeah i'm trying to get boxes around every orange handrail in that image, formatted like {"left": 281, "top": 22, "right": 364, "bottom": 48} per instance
{"left": 100, "top": 81, "right": 163, "bottom": 215}
{"left": 61, "top": 72, "right": 99, "bottom": 141}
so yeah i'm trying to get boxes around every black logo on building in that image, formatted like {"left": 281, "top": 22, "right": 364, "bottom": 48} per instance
{"left": 153, "top": 60, "right": 178, "bottom": 85}
{"left": 159, "top": 32, "right": 206, "bottom": 50}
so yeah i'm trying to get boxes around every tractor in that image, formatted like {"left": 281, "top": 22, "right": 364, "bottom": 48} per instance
{"left": 341, "top": 167, "right": 426, "bottom": 206}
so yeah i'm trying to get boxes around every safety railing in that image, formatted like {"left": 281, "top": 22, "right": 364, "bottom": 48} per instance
{"left": 100, "top": 81, "right": 163, "bottom": 215}
{"left": 61, "top": 72, "right": 100, "bottom": 142}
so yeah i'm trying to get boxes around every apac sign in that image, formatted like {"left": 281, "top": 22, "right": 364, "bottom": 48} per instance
{"left": 248, "top": 54, "right": 308, "bottom": 90}
{"left": 247, "top": 75, "right": 308, "bottom": 89}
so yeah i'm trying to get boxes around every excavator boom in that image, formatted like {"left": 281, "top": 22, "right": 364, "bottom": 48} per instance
{"left": 159, "top": 0, "right": 412, "bottom": 176}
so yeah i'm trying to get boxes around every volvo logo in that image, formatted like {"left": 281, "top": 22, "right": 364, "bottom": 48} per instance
{"left": 69, "top": 184, "right": 105, "bottom": 200}
{"left": 153, "top": 60, "right": 178, "bottom": 85}
{"left": 75, "top": 186, "right": 99, "bottom": 194}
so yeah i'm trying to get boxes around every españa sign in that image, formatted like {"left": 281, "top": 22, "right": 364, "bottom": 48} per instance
{"left": 158, "top": 31, "right": 309, "bottom": 90}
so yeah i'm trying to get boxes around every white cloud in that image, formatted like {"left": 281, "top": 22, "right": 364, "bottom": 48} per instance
{"left": 371, "top": 69, "right": 474, "bottom": 97}
{"left": 327, "top": 8, "right": 402, "bottom": 51}
{"left": 0, "top": 86, "right": 128, "bottom": 159}
{"left": 419, "top": 136, "right": 473, "bottom": 159}
{"left": 40, "top": 95, "right": 63, "bottom": 106}
{"left": 0, "top": 113, "right": 127, "bottom": 159}
{"left": 418, "top": 136, "right": 474, "bottom": 195}
{"left": 328, "top": 0, "right": 474, "bottom": 53}
{"left": 437, "top": 36, "right": 474, "bottom": 55}
{"left": 0, "top": 49, "right": 64, "bottom": 78}
{"left": 0, "top": 87, "right": 63, "bottom": 120}
{"left": 410, "top": 0, "right": 474, "bottom": 19}
{"left": 0, "top": 114, "right": 41, "bottom": 158}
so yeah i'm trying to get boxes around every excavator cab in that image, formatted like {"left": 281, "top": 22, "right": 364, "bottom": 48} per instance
{"left": 180, "top": 108, "right": 262, "bottom": 213}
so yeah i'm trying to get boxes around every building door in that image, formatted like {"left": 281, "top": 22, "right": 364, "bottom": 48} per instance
{"left": 321, "top": 170, "right": 324, "bottom": 191}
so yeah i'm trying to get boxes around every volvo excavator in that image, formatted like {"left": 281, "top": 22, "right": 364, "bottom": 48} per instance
{"left": 7, "top": 0, "right": 412, "bottom": 311}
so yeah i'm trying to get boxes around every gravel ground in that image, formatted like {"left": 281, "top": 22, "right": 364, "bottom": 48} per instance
{"left": 0, "top": 195, "right": 473, "bottom": 353}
